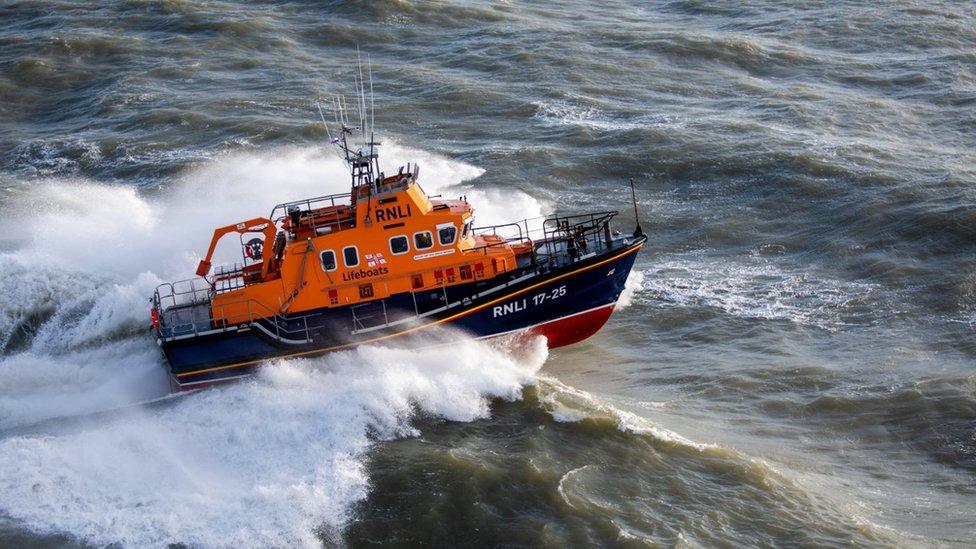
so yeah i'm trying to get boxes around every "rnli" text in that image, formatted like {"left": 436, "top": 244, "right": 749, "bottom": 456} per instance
{"left": 375, "top": 204, "right": 412, "bottom": 222}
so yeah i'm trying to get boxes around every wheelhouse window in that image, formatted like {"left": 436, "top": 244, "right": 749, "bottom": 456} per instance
{"left": 320, "top": 250, "right": 337, "bottom": 272}
{"left": 461, "top": 219, "right": 472, "bottom": 240}
{"left": 343, "top": 245, "right": 359, "bottom": 268}
{"left": 437, "top": 223, "right": 457, "bottom": 246}
{"left": 390, "top": 235, "right": 409, "bottom": 255}
{"left": 414, "top": 231, "right": 433, "bottom": 250}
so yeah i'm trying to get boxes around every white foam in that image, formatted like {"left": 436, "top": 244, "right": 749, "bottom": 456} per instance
{"left": 0, "top": 145, "right": 551, "bottom": 545}
{"left": 533, "top": 100, "right": 680, "bottom": 132}
{"left": 537, "top": 376, "right": 716, "bottom": 452}
{"left": 0, "top": 340, "right": 167, "bottom": 430}
{"left": 616, "top": 267, "right": 645, "bottom": 309}
{"left": 623, "top": 253, "right": 882, "bottom": 329}
{"left": 0, "top": 144, "right": 547, "bottom": 427}
{"left": 0, "top": 337, "right": 548, "bottom": 547}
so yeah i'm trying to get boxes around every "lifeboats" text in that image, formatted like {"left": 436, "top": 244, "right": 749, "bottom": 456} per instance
{"left": 342, "top": 266, "right": 390, "bottom": 281}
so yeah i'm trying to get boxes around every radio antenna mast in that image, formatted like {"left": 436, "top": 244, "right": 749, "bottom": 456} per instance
{"left": 325, "top": 52, "right": 383, "bottom": 193}
{"left": 356, "top": 47, "right": 367, "bottom": 139}
{"left": 368, "top": 54, "right": 375, "bottom": 143}
{"left": 317, "top": 101, "right": 349, "bottom": 168}
{"left": 629, "top": 178, "right": 643, "bottom": 237}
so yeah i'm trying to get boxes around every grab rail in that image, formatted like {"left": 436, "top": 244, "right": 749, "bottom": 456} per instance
{"left": 154, "top": 289, "right": 316, "bottom": 344}
{"left": 153, "top": 210, "right": 625, "bottom": 340}
{"left": 269, "top": 192, "right": 352, "bottom": 221}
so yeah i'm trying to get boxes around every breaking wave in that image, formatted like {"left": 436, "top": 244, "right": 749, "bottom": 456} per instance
{"left": 624, "top": 252, "right": 888, "bottom": 329}
{"left": 0, "top": 144, "right": 558, "bottom": 545}
{"left": 537, "top": 375, "right": 716, "bottom": 452}
{"left": 0, "top": 337, "right": 549, "bottom": 547}
{"left": 533, "top": 99, "right": 681, "bottom": 133}
{"left": 0, "top": 143, "right": 547, "bottom": 424}
{"left": 516, "top": 377, "right": 906, "bottom": 547}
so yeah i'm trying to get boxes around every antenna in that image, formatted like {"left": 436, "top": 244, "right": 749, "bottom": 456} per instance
{"left": 317, "top": 101, "right": 349, "bottom": 168}
{"left": 356, "top": 46, "right": 367, "bottom": 139}
{"left": 320, "top": 51, "right": 384, "bottom": 193}
{"left": 629, "top": 178, "right": 643, "bottom": 237}
{"left": 368, "top": 54, "right": 375, "bottom": 141}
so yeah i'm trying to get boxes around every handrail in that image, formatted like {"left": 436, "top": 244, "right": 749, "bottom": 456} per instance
{"left": 154, "top": 209, "right": 624, "bottom": 339}
{"left": 156, "top": 291, "right": 318, "bottom": 343}
{"left": 542, "top": 211, "right": 617, "bottom": 231}
{"left": 269, "top": 192, "right": 353, "bottom": 222}
{"left": 269, "top": 192, "right": 358, "bottom": 238}
{"left": 472, "top": 222, "right": 524, "bottom": 242}
{"left": 539, "top": 211, "right": 618, "bottom": 265}
{"left": 153, "top": 277, "right": 213, "bottom": 312}
{"left": 155, "top": 210, "right": 621, "bottom": 313}
{"left": 473, "top": 215, "right": 549, "bottom": 242}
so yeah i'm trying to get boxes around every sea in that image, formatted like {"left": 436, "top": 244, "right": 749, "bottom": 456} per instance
{"left": 0, "top": 1, "right": 974, "bottom": 547}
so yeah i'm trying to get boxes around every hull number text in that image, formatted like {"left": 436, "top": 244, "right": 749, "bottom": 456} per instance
{"left": 492, "top": 285, "right": 567, "bottom": 318}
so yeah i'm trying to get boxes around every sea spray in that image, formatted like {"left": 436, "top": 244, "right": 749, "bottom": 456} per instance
{"left": 0, "top": 144, "right": 553, "bottom": 545}
{"left": 0, "top": 340, "right": 168, "bottom": 431}
{"left": 616, "top": 268, "right": 645, "bottom": 309}
{"left": 0, "top": 143, "right": 521, "bottom": 281}
{"left": 0, "top": 336, "right": 548, "bottom": 547}
{"left": 0, "top": 145, "right": 548, "bottom": 427}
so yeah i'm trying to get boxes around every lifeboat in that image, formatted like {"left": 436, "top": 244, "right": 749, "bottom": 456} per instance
{"left": 150, "top": 95, "right": 646, "bottom": 390}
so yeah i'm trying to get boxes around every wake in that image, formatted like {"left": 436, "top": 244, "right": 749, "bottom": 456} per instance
{"left": 0, "top": 145, "right": 553, "bottom": 546}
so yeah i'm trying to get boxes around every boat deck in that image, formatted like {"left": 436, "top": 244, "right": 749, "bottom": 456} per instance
{"left": 160, "top": 302, "right": 213, "bottom": 337}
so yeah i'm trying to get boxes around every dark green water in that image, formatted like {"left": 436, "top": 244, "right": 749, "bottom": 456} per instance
{"left": 0, "top": 1, "right": 974, "bottom": 546}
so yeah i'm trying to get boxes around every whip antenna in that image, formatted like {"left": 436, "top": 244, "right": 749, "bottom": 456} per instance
{"left": 317, "top": 101, "right": 349, "bottom": 168}
{"left": 368, "top": 54, "right": 375, "bottom": 143}
{"left": 323, "top": 53, "right": 383, "bottom": 194}
{"left": 629, "top": 178, "right": 643, "bottom": 237}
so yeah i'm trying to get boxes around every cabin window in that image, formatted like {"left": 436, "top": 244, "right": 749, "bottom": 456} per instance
{"left": 343, "top": 245, "right": 359, "bottom": 268}
{"left": 390, "top": 235, "right": 409, "bottom": 255}
{"left": 320, "top": 250, "right": 337, "bottom": 272}
{"left": 359, "top": 283, "right": 374, "bottom": 299}
{"left": 437, "top": 223, "right": 457, "bottom": 246}
{"left": 461, "top": 219, "right": 472, "bottom": 240}
{"left": 414, "top": 231, "right": 433, "bottom": 250}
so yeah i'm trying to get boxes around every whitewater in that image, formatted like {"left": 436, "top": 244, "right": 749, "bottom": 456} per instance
{"left": 0, "top": 146, "right": 562, "bottom": 545}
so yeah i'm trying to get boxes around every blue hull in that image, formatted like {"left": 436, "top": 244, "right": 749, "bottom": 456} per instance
{"left": 158, "top": 236, "right": 645, "bottom": 389}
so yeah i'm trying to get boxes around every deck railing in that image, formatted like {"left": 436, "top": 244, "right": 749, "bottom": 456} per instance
{"left": 269, "top": 192, "right": 352, "bottom": 221}
{"left": 153, "top": 288, "right": 316, "bottom": 343}
{"left": 268, "top": 192, "right": 355, "bottom": 236}
{"left": 153, "top": 210, "right": 625, "bottom": 339}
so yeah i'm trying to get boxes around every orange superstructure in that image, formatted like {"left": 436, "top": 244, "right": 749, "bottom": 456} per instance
{"left": 196, "top": 164, "right": 528, "bottom": 327}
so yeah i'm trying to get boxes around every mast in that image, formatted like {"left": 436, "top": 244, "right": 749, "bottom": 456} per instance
{"left": 323, "top": 54, "right": 382, "bottom": 195}
{"left": 629, "top": 178, "right": 643, "bottom": 237}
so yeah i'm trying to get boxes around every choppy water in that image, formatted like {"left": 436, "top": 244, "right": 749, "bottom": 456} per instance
{"left": 0, "top": 0, "right": 974, "bottom": 546}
